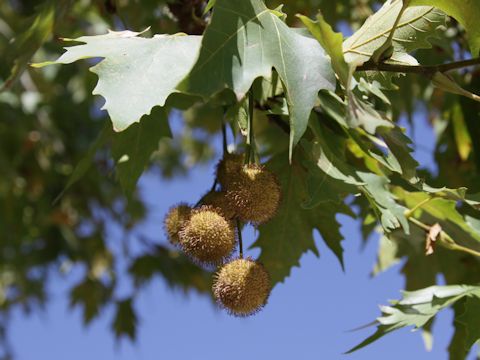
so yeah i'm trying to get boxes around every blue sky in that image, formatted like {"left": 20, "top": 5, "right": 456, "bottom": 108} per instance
{"left": 9, "top": 110, "right": 479, "bottom": 360}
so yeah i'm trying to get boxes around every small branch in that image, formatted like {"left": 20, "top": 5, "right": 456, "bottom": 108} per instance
{"left": 356, "top": 58, "right": 480, "bottom": 74}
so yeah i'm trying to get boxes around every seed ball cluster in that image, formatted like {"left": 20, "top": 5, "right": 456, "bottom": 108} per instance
{"left": 213, "top": 258, "right": 270, "bottom": 316}
{"left": 226, "top": 164, "right": 281, "bottom": 224}
{"left": 179, "top": 206, "right": 235, "bottom": 265}
{"left": 164, "top": 203, "right": 192, "bottom": 245}
{"left": 163, "top": 151, "right": 279, "bottom": 317}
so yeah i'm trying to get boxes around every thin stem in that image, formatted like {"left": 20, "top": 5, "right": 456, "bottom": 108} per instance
{"left": 440, "top": 232, "right": 480, "bottom": 257}
{"left": 245, "top": 90, "right": 257, "bottom": 165}
{"left": 221, "top": 118, "right": 228, "bottom": 155}
{"left": 371, "top": 0, "right": 408, "bottom": 63}
{"left": 193, "top": 178, "right": 218, "bottom": 207}
{"left": 236, "top": 219, "right": 243, "bottom": 258}
{"left": 404, "top": 197, "right": 433, "bottom": 218}
{"left": 408, "top": 216, "right": 431, "bottom": 232}
{"left": 409, "top": 217, "right": 480, "bottom": 258}
{"left": 209, "top": 178, "right": 218, "bottom": 193}
{"left": 449, "top": 244, "right": 480, "bottom": 257}
{"left": 356, "top": 58, "right": 480, "bottom": 74}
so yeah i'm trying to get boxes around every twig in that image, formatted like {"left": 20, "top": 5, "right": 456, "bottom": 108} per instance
{"left": 356, "top": 58, "right": 480, "bottom": 74}
{"left": 408, "top": 217, "right": 480, "bottom": 257}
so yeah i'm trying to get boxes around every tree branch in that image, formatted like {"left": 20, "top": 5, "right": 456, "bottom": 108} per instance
{"left": 356, "top": 57, "right": 480, "bottom": 74}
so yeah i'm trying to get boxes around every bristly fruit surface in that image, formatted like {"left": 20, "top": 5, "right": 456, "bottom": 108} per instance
{"left": 213, "top": 258, "right": 271, "bottom": 317}
{"left": 178, "top": 206, "right": 236, "bottom": 266}
{"left": 226, "top": 164, "right": 281, "bottom": 224}
{"left": 164, "top": 203, "right": 192, "bottom": 245}
{"left": 216, "top": 153, "right": 244, "bottom": 188}
{"left": 200, "top": 190, "right": 236, "bottom": 220}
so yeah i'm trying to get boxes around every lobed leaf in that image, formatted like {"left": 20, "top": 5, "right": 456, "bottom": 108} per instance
{"left": 252, "top": 152, "right": 347, "bottom": 284}
{"left": 348, "top": 285, "right": 480, "bottom": 353}
{"left": 409, "top": 0, "right": 480, "bottom": 56}
{"left": 33, "top": 30, "right": 202, "bottom": 131}
{"left": 177, "top": 0, "right": 336, "bottom": 157}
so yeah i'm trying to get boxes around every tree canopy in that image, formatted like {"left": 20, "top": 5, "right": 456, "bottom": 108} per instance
{"left": 2, "top": 0, "right": 480, "bottom": 358}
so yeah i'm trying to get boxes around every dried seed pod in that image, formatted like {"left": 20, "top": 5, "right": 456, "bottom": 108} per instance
{"left": 226, "top": 164, "right": 281, "bottom": 224}
{"left": 216, "top": 153, "right": 244, "bottom": 188}
{"left": 200, "top": 190, "right": 236, "bottom": 220}
{"left": 213, "top": 258, "right": 270, "bottom": 317}
{"left": 164, "top": 203, "right": 192, "bottom": 245}
{"left": 179, "top": 206, "right": 235, "bottom": 266}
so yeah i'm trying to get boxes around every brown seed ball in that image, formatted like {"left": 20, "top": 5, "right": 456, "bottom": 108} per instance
{"left": 178, "top": 206, "right": 235, "bottom": 266}
{"left": 200, "top": 190, "right": 236, "bottom": 220}
{"left": 225, "top": 164, "right": 281, "bottom": 224}
{"left": 216, "top": 153, "right": 244, "bottom": 188}
{"left": 164, "top": 203, "right": 192, "bottom": 245}
{"left": 213, "top": 258, "right": 271, "bottom": 317}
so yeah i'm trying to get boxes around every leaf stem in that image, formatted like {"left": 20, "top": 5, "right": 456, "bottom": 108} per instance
{"left": 404, "top": 197, "right": 433, "bottom": 218}
{"left": 221, "top": 116, "right": 228, "bottom": 156}
{"left": 356, "top": 58, "right": 480, "bottom": 74}
{"left": 236, "top": 219, "right": 243, "bottom": 258}
{"left": 371, "top": 0, "right": 408, "bottom": 63}
{"left": 408, "top": 216, "right": 431, "bottom": 232}
{"left": 245, "top": 90, "right": 258, "bottom": 165}
{"left": 437, "top": 231, "right": 480, "bottom": 257}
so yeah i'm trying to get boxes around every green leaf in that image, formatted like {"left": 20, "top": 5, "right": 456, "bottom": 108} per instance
{"left": 111, "top": 107, "right": 171, "bottom": 195}
{"left": 396, "top": 189, "right": 480, "bottom": 248}
{"left": 451, "top": 102, "right": 473, "bottom": 161}
{"left": 431, "top": 72, "right": 480, "bottom": 104}
{"left": 203, "top": 0, "right": 216, "bottom": 14}
{"left": 2, "top": 0, "right": 73, "bottom": 89}
{"left": 112, "top": 298, "right": 137, "bottom": 341}
{"left": 252, "top": 152, "right": 346, "bottom": 284}
{"left": 70, "top": 278, "right": 112, "bottom": 325}
{"left": 33, "top": 30, "right": 202, "bottom": 131}
{"left": 359, "top": 172, "right": 409, "bottom": 233}
{"left": 129, "top": 245, "right": 211, "bottom": 293}
{"left": 347, "top": 95, "right": 394, "bottom": 134}
{"left": 456, "top": 296, "right": 480, "bottom": 349}
{"left": 299, "top": 13, "right": 350, "bottom": 87}
{"left": 379, "top": 127, "right": 419, "bottom": 180}
{"left": 307, "top": 119, "right": 364, "bottom": 186}
{"left": 54, "top": 124, "right": 111, "bottom": 203}
{"left": 348, "top": 284, "right": 480, "bottom": 353}
{"left": 177, "top": 0, "right": 336, "bottom": 155}
{"left": 373, "top": 235, "right": 401, "bottom": 275}
{"left": 343, "top": 1, "right": 445, "bottom": 65}
{"left": 409, "top": 0, "right": 480, "bottom": 56}
{"left": 449, "top": 301, "right": 470, "bottom": 360}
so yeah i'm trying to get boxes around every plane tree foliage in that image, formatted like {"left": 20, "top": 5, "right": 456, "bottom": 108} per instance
{"left": 2, "top": 0, "right": 480, "bottom": 358}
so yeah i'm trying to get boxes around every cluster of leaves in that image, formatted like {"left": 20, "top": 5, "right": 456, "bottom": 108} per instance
{"left": 3, "top": 0, "right": 480, "bottom": 358}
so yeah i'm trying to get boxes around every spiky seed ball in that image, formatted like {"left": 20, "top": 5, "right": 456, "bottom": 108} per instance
{"left": 213, "top": 258, "right": 271, "bottom": 316}
{"left": 216, "top": 153, "right": 244, "bottom": 188}
{"left": 225, "top": 164, "right": 281, "bottom": 224}
{"left": 178, "top": 206, "right": 235, "bottom": 266}
{"left": 200, "top": 190, "right": 236, "bottom": 220}
{"left": 164, "top": 203, "right": 192, "bottom": 245}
